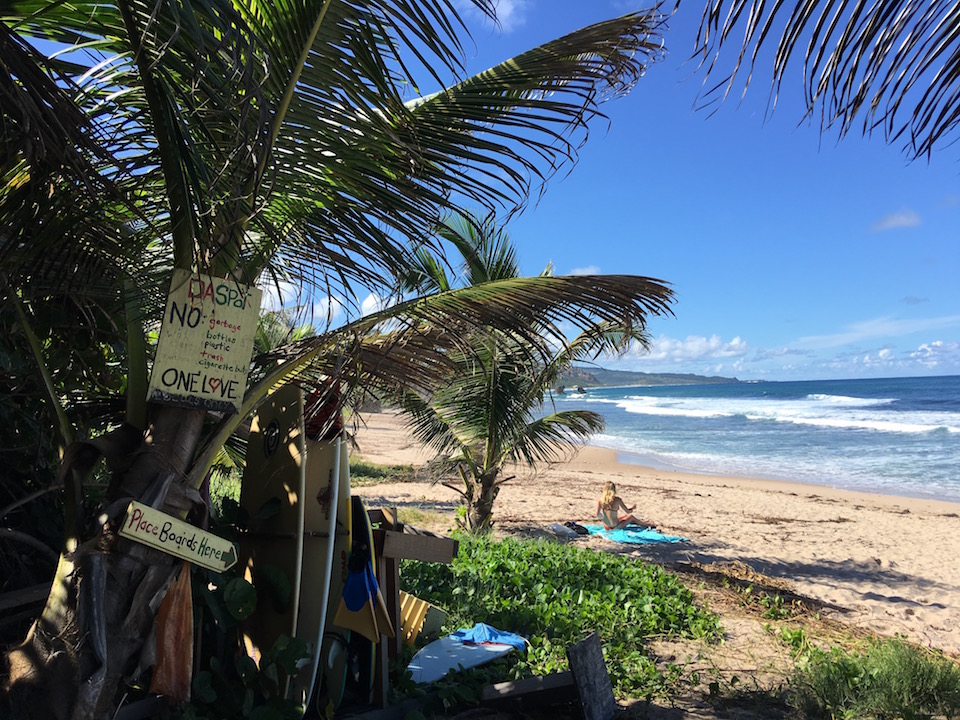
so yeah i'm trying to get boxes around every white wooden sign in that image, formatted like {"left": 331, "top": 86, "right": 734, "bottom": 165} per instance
{"left": 120, "top": 501, "right": 238, "bottom": 573}
{"left": 148, "top": 269, "right": 262, "bottom": 413}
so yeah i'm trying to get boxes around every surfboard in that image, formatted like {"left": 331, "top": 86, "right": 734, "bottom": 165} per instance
{"left": 288, "top": 434, "right": 342, "bottom": 712}
{"left": 341, "top": 494, "right": 378, "bottom": 707}
{"left": 406, "top": 635, "right": 515, "bottom": 685}
{"left": 314, "top": 437, "right": 353, "bottom": 716}
{"left": 238, "top": 384, "right": 306, "bottom": 683}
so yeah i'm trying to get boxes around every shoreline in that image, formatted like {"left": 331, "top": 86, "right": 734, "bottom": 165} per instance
{"left": 605, "top": 444, "right": 960, "bottom": 509}
{"left": 589, "top": 443, "right": 960, "bottom": 514}
{"left": 351, "top": 410, "right": 960, "bottom": 655}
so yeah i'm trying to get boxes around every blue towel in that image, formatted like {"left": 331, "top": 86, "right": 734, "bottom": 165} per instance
{"left": 451, "top": 623, "right": 527, "bottom": 652}
{"left": 584, "top": 524, "right": 687, "bottom": 544}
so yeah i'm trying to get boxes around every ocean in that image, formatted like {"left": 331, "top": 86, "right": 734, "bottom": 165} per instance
{"left": 553, "top": 375, "right": 960, "bottom": 503}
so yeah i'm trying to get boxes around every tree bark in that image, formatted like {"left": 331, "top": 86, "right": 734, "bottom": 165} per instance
{"left": 467, "top": 472, "right": 500, "bottom": 531}
{"left": 3, "top": 404, "right": 207, "bottom": 720}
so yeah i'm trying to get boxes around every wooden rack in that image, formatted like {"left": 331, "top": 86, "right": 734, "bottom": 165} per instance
{"left": 367, "top": 508, "right": 459, "bottom": 708}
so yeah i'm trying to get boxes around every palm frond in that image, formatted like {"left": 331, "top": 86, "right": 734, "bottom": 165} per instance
{"left": 692, "top": 0, "right": 960, "bottom": 159}
{"left": 508, "top": 410, "right": 606, "bottom": 468}
{"left": 390, "top": 274, "right": 674, "bottom": 353}
{"left": 390, "top": 386, "right": 472, "bottom": 461}
{"left": 435, "top": 210, "right": 521, "bottom": 286}
{"left": 402, "top": 11, "right": 666, "bottom": 212}
{"left": 3, "top": 2, "right": 664, "bottom": 337}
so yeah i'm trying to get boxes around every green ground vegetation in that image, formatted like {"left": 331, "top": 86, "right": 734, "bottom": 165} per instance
{"left": 788, "top": 637, "right": 960, "bottom": 719}
{"left": 349, "top": 461, "right": 417, "bottom": 486}
{"left": 202, "top": 461, "right": 960, "bottom": 720}
{"left": 400, "top": 534, "right": 721, "bottom": 702}
{"left": 696, "top": 576, "right": 960, "bottom": 719}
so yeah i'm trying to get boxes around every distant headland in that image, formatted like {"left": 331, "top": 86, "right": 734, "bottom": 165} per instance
{"left": 555, "top": 365, "right": 741, "bottom": 389}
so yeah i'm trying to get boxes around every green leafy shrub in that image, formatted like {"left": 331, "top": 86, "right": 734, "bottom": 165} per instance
{"left": 791, "top": 637, "right": 960, "bottom": 719}
{"left": 401, "top": 534, "right": 720, "bottom": 699}
{"left": 176, "top": 574, "right": 309, "bottom": 720}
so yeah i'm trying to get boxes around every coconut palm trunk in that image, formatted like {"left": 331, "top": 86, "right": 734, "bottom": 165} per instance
{"left": 466, "top": 471, "right": 502, "bottom": 531}
{"left": 7, "top": 405, "right": 206, "bottom": 719}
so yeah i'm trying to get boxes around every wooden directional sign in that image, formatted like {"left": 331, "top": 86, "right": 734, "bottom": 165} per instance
{"left": 148, "top": 269, "right": 262, "bottom": 414}
{"left": 120, "top": 502, "right": 238, "bottom": 573}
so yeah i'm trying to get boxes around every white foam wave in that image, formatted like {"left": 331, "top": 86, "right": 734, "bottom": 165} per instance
{"left": 587, "top": 438, "right": 960, "bottom": 502}
{"left": 586, "top": 394, "right": 960, "bottom": 434}
{"left": 766, "top": 414, "right": 959, "bottom": 434}
{"left": 805, "top": 393, "right": 894, "bottom": 406}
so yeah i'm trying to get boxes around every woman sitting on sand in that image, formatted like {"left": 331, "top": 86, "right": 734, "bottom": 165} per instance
{"left": 596, "top": 481, "right": 651, "bottom": 530}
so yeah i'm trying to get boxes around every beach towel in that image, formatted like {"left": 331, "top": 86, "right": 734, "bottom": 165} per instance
{"left": 451, "top": 623, "right": 527, "bottom": 652}
{"left": 584, "top": 524, "right": 687, "bottom": 545}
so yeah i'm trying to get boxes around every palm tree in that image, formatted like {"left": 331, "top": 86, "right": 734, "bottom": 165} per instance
{"left": 391, "top": 212, "right": 671, "bottom": 530}
{"left": 1, "top": 2, "right": 671, "bottom": 716}
{"left": 688, "top": 1, "right": 960, "bottom": 161}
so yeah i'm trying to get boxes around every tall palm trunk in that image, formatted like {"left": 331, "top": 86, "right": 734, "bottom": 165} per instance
{"left": 4, "top": 405, "right": 206, "bottom": 720}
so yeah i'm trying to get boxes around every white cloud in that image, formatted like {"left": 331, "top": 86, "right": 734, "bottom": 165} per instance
{"left": 258, "top": 280, "right": 300, "bottom": 311}
{"left": 625, "top": 334, "right": 749, "bottom": 363}
{"left": 794, "top": 315, "right": 960, "bottom": 350}
{"left": 569, "top": 265, "right": 600, "bottom": 276}
{"left": 859, "top": 347, "right": 894, "bottom": 367}
{"left": 753, "top": 346, "right": 813, "bottom": 361}
{"left": 361, "top": 293, "right": 388, "bottom": 316}
{"left": 453, "top": 0, "right": 528, "bottom": 32}
{"left": 823, "top": 340, "right": 960, "bottom": 375}
{"left": 312, "top": 296, "right": 344, "bottom": 326}
{"left": 871, "top": 209, "right": 921, "bottom": 232}
{"left": 910, "top": 340, "right": 960, "bottom": 369}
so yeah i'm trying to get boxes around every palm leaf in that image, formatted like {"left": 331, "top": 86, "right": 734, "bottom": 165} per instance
{"left": 3, "top": 2, "right": 666, "bottom": 335}
{"left": 507, "top": 410, "right": 606, "bottom": 468}
{"left": 691, "top": 0, "right": 960, "bottom": 159}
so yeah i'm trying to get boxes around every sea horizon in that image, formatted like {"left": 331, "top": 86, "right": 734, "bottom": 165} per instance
{"left": 554, "top": 374, "right": 960, "bottom": 504}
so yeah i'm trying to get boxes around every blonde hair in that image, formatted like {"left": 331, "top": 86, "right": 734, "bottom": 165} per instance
{"left": 599, "top": 481, "right": 616, "bottom": 509}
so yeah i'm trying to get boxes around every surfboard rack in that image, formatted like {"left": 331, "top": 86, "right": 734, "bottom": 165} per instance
{"left": 367, "top": 507, "right": 459, "bottom": 709}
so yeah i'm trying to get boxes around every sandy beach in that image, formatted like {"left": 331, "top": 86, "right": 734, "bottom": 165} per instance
{"left": 351, "top": 410, "right": 960, "bottom": 656}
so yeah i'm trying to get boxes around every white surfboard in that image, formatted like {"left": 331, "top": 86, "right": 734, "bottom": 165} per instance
{"left": 407, "top": 635, "right": 515, "bottom": 685}
{"left": 316, "top": 435, "right": 353, "bottom": 713}
{"left": 288, "top": 434, "right": 341, "bottom": 712}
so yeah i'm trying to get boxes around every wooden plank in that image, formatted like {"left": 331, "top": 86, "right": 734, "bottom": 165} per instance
{"left": 373, "top": 637, "right": 389, "bottom": 709}
{"left": 380, "top": 531, "right": 458, "bottom": 563}
{"left": 566, "top": 633, "right": 616, "bottom": 720}
{"left": 481, "top": 671, "right": 575, "bottom": 707}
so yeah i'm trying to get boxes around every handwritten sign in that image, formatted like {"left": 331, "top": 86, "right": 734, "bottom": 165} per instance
{"left": 148, "top": 269, "right": 262, "bottom": 413}
{"left": 120, "top": 501, "right": 238, "bottom": 573}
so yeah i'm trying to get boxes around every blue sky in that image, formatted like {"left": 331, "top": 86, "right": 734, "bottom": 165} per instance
{"left": 439, "top": 1, "right": 960, "bottom": 381}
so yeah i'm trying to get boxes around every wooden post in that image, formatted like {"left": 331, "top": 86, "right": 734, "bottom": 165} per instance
{"left": 566, "top": 633, "right": 616, "bottom": 720}
{"left": 366, "top": 506, "right": 460, "bottom": 711}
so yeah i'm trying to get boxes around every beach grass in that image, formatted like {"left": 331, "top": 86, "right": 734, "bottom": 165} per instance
{"left": 349, "top": 459, "right": 417, "bottom": 486}
{"left": 790, "top": 638, "right": 960, "bottom": 719}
